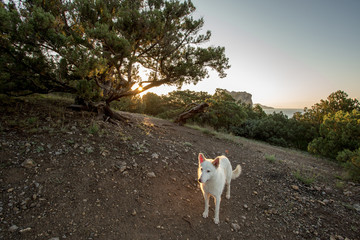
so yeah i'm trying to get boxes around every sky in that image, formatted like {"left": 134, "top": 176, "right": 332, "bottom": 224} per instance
{"left": 149, "top": 0, "right": 360, "bottom": 108}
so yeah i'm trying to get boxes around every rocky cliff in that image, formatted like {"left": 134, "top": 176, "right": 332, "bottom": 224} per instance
{"left": 225, "top": 90, "right": 253, "bottom": 106}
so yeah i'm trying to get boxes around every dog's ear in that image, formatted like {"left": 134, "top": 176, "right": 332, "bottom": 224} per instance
{"left": 212, "top": 157, "right": 220, "bottom": 168}
{"left": 198, "top": 153, "right": 205, "bottom": 164}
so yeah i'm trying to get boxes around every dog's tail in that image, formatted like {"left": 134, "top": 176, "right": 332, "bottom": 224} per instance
{"left": 231, "top": 165, "right": 242, "bottom": 179}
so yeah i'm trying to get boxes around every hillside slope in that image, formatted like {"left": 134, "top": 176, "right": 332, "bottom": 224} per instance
{"left": 1, "top": 96, "right": 359, "bottom": 240}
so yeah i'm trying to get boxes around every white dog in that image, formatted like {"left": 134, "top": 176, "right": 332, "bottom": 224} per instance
{"left": 197, "top": 153, "right": 242, "bottom": 224}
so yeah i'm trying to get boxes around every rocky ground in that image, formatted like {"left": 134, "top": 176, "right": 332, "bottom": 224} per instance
{"left": 0, "top": 95, "right": 359, "bottom": 240}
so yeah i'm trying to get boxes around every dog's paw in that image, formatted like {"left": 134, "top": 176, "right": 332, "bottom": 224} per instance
{"left": 214, "top": 217, "right": 220, "bottom": 224}
{"left": 226, "top": 194, "right": 230, "bottom": 199}
{"left": 202, "top": 211, "right": 208, "bottom": 218}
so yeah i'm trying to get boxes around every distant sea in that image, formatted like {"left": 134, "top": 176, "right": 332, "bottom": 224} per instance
{"left": 264, "top": 108, "right": 304, "bottom": 118}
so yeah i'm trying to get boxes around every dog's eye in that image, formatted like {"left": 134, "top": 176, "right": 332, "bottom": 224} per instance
{"left": 201, "top": 168, "right": 203, "bottom": 171}
{"left": 207, "top": 170, "right": 210, "bottom": 173}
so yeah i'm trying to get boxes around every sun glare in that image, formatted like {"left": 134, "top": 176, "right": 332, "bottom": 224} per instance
{"left": 131, "top": 83, "right": 146, "bottom": 97}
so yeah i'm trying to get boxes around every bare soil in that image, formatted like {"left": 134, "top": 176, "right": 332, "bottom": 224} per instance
{"left": 1, "top": 96, "right": 359, "bottom": 240}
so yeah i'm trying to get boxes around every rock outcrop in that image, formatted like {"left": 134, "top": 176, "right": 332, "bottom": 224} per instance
{"left": 224, "top": 90, "right": 253, "bottom": 106}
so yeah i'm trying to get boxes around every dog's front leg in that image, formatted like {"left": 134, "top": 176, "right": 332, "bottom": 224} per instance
{"left": 202, "top": 192, "right": 210, "bottom": 218}
{"left": 214, "top": 195, "right": 221, "bottom": 224}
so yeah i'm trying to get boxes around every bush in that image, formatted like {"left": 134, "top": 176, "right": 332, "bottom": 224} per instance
{"left": 111, "top": 96, "right": 144, "bottom": 113}
{"left": 308, "top": 110, "right": 360, "bottom": 159}
{"left": 200, "top": 98, "right": 247, "bottom": 132}
{"left": 337, "top": 148, "right": 360, "bottom": 181}
{"left": 142, "top": 93, "right": 166, "bottom": 116}
{"left": 233, "top": 112, "right": 315, "bottom": 149}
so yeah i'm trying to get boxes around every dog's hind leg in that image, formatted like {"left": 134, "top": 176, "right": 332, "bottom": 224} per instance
{"left": 214, "top": 195, "right": 221, "bottom": 224}
{"left": 226, "top": 181, "right": 231, "bottom": 199}
{"left": 202, "top": 192, "right": 210, "bottom": 218}
{"left": 225, "top": 172, "right": 232, "bottom": 199}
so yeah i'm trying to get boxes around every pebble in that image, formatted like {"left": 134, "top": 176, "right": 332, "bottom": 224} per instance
{"left": 48, "top": 237, "right": 60, "bottom": 240}
{"left": 21, "top": 159, "right": 36, "bottom": 168}
{"left": 101, "top": 150, "right": 110, "bottom": 156}
{"left": 55, "top": 150, "right": 63, "bottom": 155}
{"left": 115, "top": 161, "right": 126, "bottom": 169}
{"left": 329, "top": 234, "right": 348, "bottom": 240}
{"left": 325, "top": 186, "right": 333, "bottom": 193}
{"left": 8, "top": 225, "right": 19, "bottom": 232}
{"left": 147, "top": 172, "right": 156, "bottom": 178}
{"left": 343, "top": 191, "right": 352, "bottom": 196}
{"left": 353, "top": 203, "right": 360, "bottom": 212}
{"left": 19, "top": 227, "right": 31, "bottom": 233}
{"left": 131, "top": 209, "right": 137, "bottom": 216}
{"left": 119, "top": 166, "right": 127, "bottom": 172}
{"left": 291, "top": 185, "right": 299, "bottom": 191}
{"left": 231, "top": 223, "right": 241, "bottom": 232}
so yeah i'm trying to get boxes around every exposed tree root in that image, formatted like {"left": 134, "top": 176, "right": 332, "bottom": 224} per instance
{"left": 68, "top": 101, "right": 130, "bottom": 125}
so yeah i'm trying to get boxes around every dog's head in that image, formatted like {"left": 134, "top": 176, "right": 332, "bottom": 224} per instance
{"left": 198, "top": 153, "right": 220, "bottom": 183}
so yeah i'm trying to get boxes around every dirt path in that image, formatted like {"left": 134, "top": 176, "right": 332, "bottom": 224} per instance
{"left": 1, "top": 98, "right": 359, "bottom": 239}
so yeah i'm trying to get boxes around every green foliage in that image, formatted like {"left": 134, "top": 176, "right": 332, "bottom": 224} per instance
{"left": 165, "top": 90, "right": 210, "bottom": 109}
{"left": 75, "top": 79, "right": 101, "bottom": 102}
{"left": 199, "top": 89, "right": 247, "bottom": 132}
{"left": 156, "top": 108, "right": 184, "bottom": 120}
{"left": 335, "top": 180, "right": 345, "bottom": 189}
{"left": 0, "top": 0, "right": 229, "bottom": 104}
{"left": 1, "top": 0, "right": 74, "bottom": 95}
{"left": 202, "top": 99, "right": 246, "bottom": 132}
{"left": 293, "top": 170, "right": 317, "bottom": 185}
{"left": 300, "top": 90, "right": 360, "bottom": 125}
{"left": 297, "top": 91, "right": 360, "bottom": 180}
{"left": 336, "top": 148, "right": 360, "bottom": 181}
{"left": 111, "top": 95, "right": 144, "bottom": 113}
{"left": 265, "top": 154, "right": 277, "bottom": 163}
{"left": 165, "top": 90, "right": 209, "bottom": 118}
{"left": 232, "top": 112, "right": 315, "bottom": 149}
{"left": 27, "top": 117, "right": 39, "bottom": 125}
{"left": 88, "top": 122, "right": 100, "bottom": 135}
{"left": 308, "top": 110, "right": 360, "bottom": 159}
{"left": 142, "top": 92, "right": 166, "bottom": 116}
{"left": 246, "top": 104, "right": 267, "bottom": 119}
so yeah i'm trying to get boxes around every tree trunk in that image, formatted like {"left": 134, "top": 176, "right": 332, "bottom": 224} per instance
{"left": 68, "top": 101, "right": 130, "bottom": 125}
{"left": 101, "top": 104, "right": 130, "bottom": 123}
{"left": 174, "top": 102, "right": 209, "bottom": 126}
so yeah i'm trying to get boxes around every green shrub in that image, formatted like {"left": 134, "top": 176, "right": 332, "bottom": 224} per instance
{"left": 232, "top": 112, "right": 315, "bottom": 150}
{"left": 88, "top": 122, "right": 100, "bottom": 135}
{"left": 265, "top": 154, "right": 276, "bottom": 163}
{"left": 308, "top": 110, "right": 360, "bottom": 159}
{"left": 27, "top": 117, "right": 38, "bottom": 125}
{"left": 337, "top": 148, "right": 360, "bottom": 181}
{"left": 293, "top": 170, "right": 316, "bottom": 185}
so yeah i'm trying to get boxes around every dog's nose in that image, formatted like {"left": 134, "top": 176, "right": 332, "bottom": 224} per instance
{"left": 198, "top": 178, "right": 202, "bottom": 183}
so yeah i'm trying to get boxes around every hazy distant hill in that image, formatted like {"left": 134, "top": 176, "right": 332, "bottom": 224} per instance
{"left": 254, "top": 103, "right": 274, "bottom": 109}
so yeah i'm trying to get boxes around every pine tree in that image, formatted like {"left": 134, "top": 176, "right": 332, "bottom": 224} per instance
{"left": 0, "top": 0, "right": 230, "bottom": 121}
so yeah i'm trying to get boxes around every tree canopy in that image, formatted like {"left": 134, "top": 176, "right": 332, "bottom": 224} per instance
{"left": 299, "top": 90, "right": 360, "bottom": 125}
{"left": 0, "top": 0, "right": 230, "bottom": 104}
